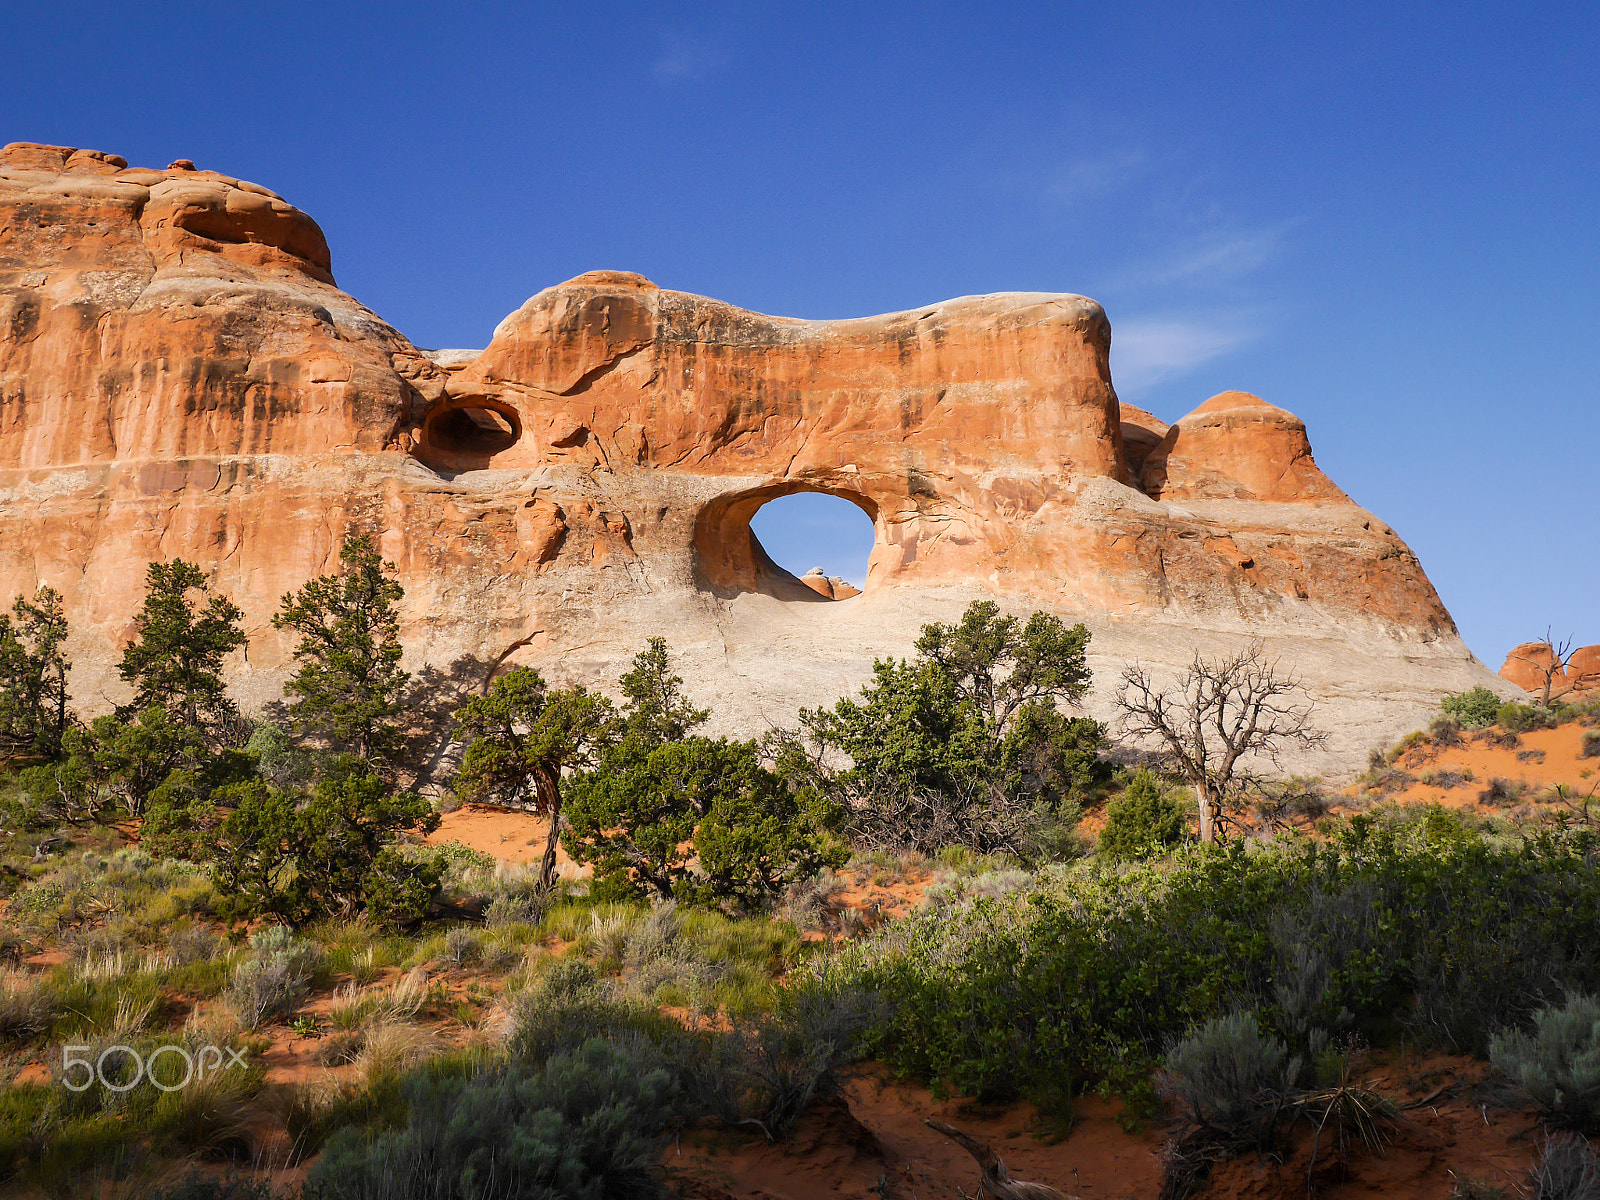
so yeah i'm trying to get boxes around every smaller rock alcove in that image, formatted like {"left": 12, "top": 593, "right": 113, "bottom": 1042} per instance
{"left": 415, "top": 398, "right": 522, "bottom": 473}
{"left": 694, "top": 484, "right": 880, "bottom": 601}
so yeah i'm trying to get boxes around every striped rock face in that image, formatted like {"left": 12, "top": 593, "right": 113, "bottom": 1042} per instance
{"left": 0, "top": 144, "right": 1507, "bottom": 775}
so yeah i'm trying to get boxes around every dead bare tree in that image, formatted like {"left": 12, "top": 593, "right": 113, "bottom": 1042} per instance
{"left": 1115, "top": 643, "right": 1328, "bottom": 844}
{"left": 1510, "top": 628, "right": 1578, "bottom": 707}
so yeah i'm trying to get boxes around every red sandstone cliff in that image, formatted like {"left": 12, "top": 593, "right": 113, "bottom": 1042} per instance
{"left": 0, "top": 144, "right": 1505, "bottom": 772}
{"left": 1499, "top": 643, "right": 1600, "bottom": 701}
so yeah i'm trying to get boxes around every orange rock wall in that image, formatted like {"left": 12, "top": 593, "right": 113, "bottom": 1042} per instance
{"left": 0, "top": 144, "right": 1500, "bottom": 765}
{"left": 1500, "top": 643, "right": 1600, "bottom": 700}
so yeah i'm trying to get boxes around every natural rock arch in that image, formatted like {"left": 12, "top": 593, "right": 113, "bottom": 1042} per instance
{"left": 694, "top": 482, "right": 880, "bottom": 600}
{"left": 0, "top": 142, "right": 1517, "bottom": 774}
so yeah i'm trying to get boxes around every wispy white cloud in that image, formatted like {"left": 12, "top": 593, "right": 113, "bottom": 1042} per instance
{"left": 652, "top": 31, "right": 725, "bottom": 82}
{"left": 1147, "top": 229, "right": 1280, "bottom": 285}
{"left": 1040, "top": 148, "right": 1150, "bottom": 206}
{"left": 1118, "top": 222, "right": 1296, "bottom": 290}
{"left": 1110, "top": 313, "right": 1260, "bottom": 395}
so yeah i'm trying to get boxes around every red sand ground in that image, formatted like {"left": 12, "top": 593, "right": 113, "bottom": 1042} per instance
{"left": 664, "top": 1054, "right": 1552, "bottom": 1200}
{"left": 424, "top": 803, "right": 576, "bottom": 870}
{"left": 1356, "top": 721, "right": 1596, "bottom": 811}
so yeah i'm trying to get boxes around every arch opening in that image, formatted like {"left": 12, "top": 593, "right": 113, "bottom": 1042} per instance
{"left": 750, "top": 492, "right": 874, "bottom": 600}
{"left": 693, "top": 483, "right": 880, "bottom": 602}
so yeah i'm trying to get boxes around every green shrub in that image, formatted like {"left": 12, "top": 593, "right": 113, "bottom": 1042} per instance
{"left": 564, "top": 735, "right": 845, "bottom": 912}
{"left": 1491, "top": 995, "right": 1600, "bottom": 1130}
{"left": 245, "top": 718, "right": 312, "bottom": 790}
{"left": 771, "top": 601, "right": 1105, "bottom": 858}
{"left": 1500, "top": 701, "right": 1563, "bottom": 733}
{"left": 702, "top": 979, "right": 883, "bottom": 1139}
{"left": 1441, "top": 686, "right": 1504, "bottom": 729}
{"left": 1161, "top": 1012, "right": 1299, "bottom": 1140}
{"left": 0, "top": 585, "right": 74, "bottom": 762}
{"left": 304, "top": 1038, "right": 676, "bottom": 1200}
{"left": 1582, "top": 731, "right": 1600, "bottom": 760}
{"left": 841, "top": 813, "right": 1600, "bottom": 1104}
{"left": 1097, "top": 769, "right": 1186, "bottom": 860}
{"left": 227, "top": 928, "right": 321, "bottom": 1030}
{"left": 209, "top": 767, "right": 440, "bottom": 927}
{"left": 508, "top": 960, "right": 662, "bottom": 1066}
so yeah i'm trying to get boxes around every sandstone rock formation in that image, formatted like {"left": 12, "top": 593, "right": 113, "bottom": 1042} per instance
{"left": 798, "top": 569, "right": 861, "bottom": 601}
{"left": 0, "top": 144, "right": 1511, "bottom": 775}
{"left": 1499, "top": 643, "right": 1600, "bottom": 701}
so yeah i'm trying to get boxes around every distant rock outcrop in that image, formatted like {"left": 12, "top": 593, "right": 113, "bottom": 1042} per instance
{"left": 1500, "top": 643, "right": 1600, "bottom": 701}
{"left": 0, "top": 144, "right": 1509, "bottom": 773}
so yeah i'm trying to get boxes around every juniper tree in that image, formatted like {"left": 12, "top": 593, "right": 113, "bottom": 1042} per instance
{"left": 616, "top": 635, "right": 709, "bottom": 748}
{"left": 565, "top": 733, "right": 845, "bottom": 909}
{"left": 775, "top": 601, "right": 1107, "bottom": 857}
{"left": 453, "top": 667, "right": 615, "bottom": 891}
{"left": 561, "top": 638, "right": 842, "bottom": 909}
{"left": 204, "top": 767, "right": 440, "bottom": 927}
{"left": 273, "top": 535, "right": 410, "bottom": 771}
{"left": 1097, "top": 768, "right": 1188, "bottom": 860}
{"left": 118, "top": 560, "right": 246, "bottom": 745}
{"left": 0, "top": 585, "right": 75, "bottom": 761}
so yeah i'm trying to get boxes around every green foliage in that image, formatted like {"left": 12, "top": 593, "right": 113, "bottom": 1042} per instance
{"left": 686, "top": 976, "right": 884, "bottom": 1139}
{"left": 1491, "top": 994, "right": 1600, "bottom": 1130}
{"left": 207, "top": 778, "right": 300, "bottom": 918}
{"left": 228, "top": 926, "right": 321, "bottom": 1029}
{"left": 840, "top": 812, "right": 1600, "bottom": 1107}
{"left": 27, "top": 561, "right": 253, "bottom": 829}
{"left": 914, "top": 600, "right": 1093, "bottom": 727}
{"left": 616, "top": 634, "right": 709, "bottom": 746}
{"left": 272, "top": 535, "right": 411, "bottom": 770}
{"left": 0, "top": 586, "right": 74, "bottom": 761}
{"left": 564, "top": 735, "right": 845, "bottom": 911}
{"left": 211, "top": 766, "right": 441, "bottom": 927}
{"left": 508, "top": 959, "right": 661, "bottom": 1064}
{"left": 454, "top": 668, "right": 616, "bottom": 811}
{"left": 453, "top": 666, "right": 615, "bottom": 890}
{"left": 117, "top": 560, "right": 246, "bottom": 745}
{"left": 140, "top": 744, "right": 259, "bottom": 858}
{"left": 560, "top": 640, "right": 845, "bottom": 912}
{"left": 247, "top": 718, "right": 313, "bottom": 788}
{"left": 86, "top": 707, "right": 206, "bottom": 818}
{"left": 306, "top": 1038, "right": 677, "bottom": 1200}
{"left": 1440, "top": 686, "right": 1503, "bottom": 729}
{"left": 1161, "top": 1012, "right": 1300, "bottom": 1140}
{"left": 1098, "top": 769, "right": 1188, "bottom": 860}
{"left": 1500, "top": 701, "right": 1564, "bottom": 733}
{"left": 778, "top": 600, "right": 1105, "bottom": 857}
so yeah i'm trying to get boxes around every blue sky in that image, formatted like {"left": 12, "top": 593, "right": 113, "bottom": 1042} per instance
{"left": 7, "top": 1, "right": 1595, "bottom": 667}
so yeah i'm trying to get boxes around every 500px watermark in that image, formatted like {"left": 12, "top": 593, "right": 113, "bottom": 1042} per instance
{"left": 60, "top": 1044, "right": 249, "bottom": 1092}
